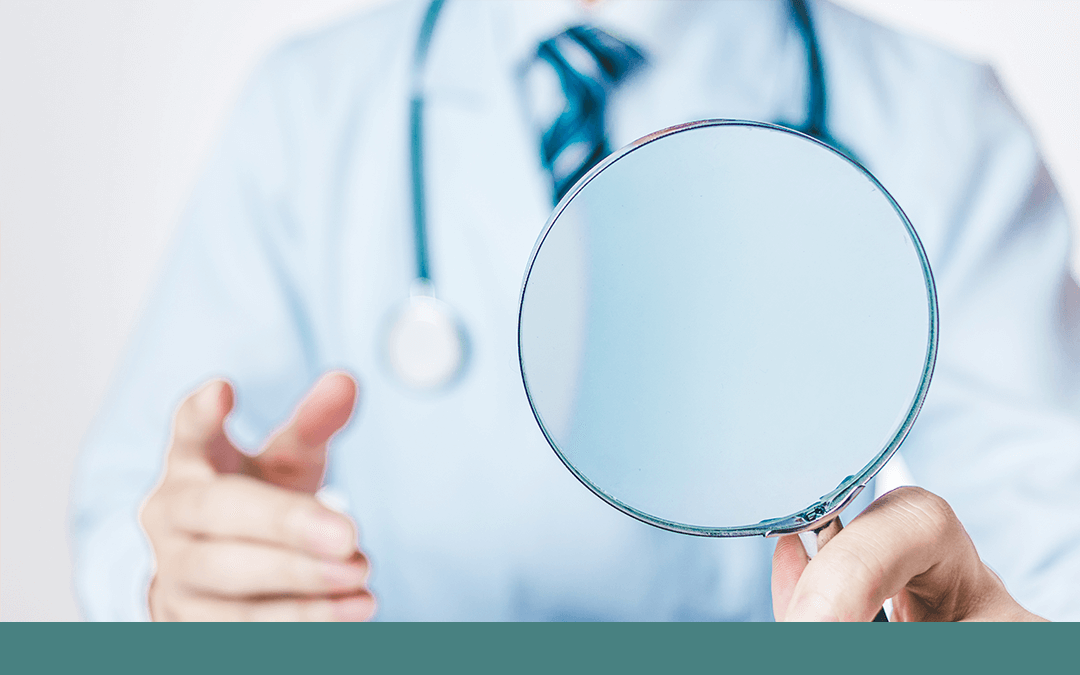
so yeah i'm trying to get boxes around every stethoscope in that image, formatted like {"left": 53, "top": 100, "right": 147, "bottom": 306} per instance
{"left": 384, "top": 0, "right": 466, "bottom": 391}
{"left": 385, "top": 0, "right": 850, "bottom": 391}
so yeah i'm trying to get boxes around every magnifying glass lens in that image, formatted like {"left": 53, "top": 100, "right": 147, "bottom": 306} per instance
{"left": 518, "top": 122, "right": 936, "bottom": 536}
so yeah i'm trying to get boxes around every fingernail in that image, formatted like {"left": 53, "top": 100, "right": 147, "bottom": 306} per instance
{"left": 320, "top": 561, "right": 368, "bottom": 589}
{"left": 334, "top": 595, "right": 375, "bottom": 622}
{"left": 304, "top": 513, "right": 354, "bottom": 557}
{"left": 785, "top": 593, "right": 839, "bottom": 622}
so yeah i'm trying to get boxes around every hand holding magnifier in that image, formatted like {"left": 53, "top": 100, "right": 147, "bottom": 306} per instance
{"left": 517, "top": 121, "right": 938, "bottom": 620}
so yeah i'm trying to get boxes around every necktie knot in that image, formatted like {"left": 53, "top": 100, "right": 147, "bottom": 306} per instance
{"left": 529, "top": 26, "right": 646, "bottom": 204}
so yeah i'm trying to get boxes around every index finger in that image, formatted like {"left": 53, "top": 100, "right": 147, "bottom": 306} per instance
{"left": 253, "top": 371, "right": 358, "bottom": 493}
{"left": 782, "top": 487, "right": 977, "bottom": 621}
{"left": 167, "top": 474, "right": 358, "bottom": 560}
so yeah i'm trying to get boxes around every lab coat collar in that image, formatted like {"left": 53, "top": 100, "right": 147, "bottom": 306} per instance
{"left": 421, "top": 0, "right": 797, "bottom": 123}
{"left": 491, "top": 0, "right": 792, "bottom": 78}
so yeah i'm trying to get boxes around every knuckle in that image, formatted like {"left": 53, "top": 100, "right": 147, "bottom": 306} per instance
{"left": 209, "top": 545, "right": 246, "bottom": 589}
{"left": 219, "top": 474, "right": 271, "bottom": 517}
{"left": 361, "top": 594, "right": 378, "bottom": 621}
{"left": 170, "top": 541, "right": 202, "bottom": 586}
{"left": 169, "top": 482, "right": 208, "bottom": 532}
{"left": 277, "top": 498, "right": 316, "bottom": 548}
{"left": 831, "top": 540, "right": 881, "bottom": 587}
{"left": 177, "top": 544, "right": 228, "bottom": 596}
{"left": 139, "top": 492, "right": 162, "bottom": 533}
{"left": 141, "top": 484, "right": 190, "bottom": 545}
{"left": 200, "top": 543, "right": 257, "bottom": 595}
{"left": 345, "top": 518, "right": 360, "bottom": 547}
{"left": 899, "top": 486, "right": 956, "bottom": 540}
{"left": 204, "top": 478, "right": 237, "bottom": 521}
{"left": 357, "top": 553, "right": 372, "bottom": 585}
{"left": 285, "top": 553, "right": 314, "bottom": 590}
{"left": 349, "top": 592, "right": 377, "bottom": 622}
{"left": 223, "top": 474, "right": 302, "bottom": 545}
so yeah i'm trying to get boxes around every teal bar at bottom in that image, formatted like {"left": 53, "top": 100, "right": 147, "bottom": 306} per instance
{"left": 0, "top": 622, "right": 1071, "bottom": 674}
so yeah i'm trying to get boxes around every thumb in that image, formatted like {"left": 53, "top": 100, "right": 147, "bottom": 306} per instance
{"left": 168, "top": 378, "right": 244, "bottom": 477}
{"left": 252, "top": 371, "right": 359, "bottom": 493}
{"left": 771, "top": 534, "right": 810, "bottom": 621}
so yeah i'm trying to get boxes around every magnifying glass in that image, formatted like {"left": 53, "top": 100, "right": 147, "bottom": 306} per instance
{"left": 517, "top": 121, "right": 937, "bottom": 618}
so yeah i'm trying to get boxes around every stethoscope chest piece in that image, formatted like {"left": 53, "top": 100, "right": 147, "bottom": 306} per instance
{"left": 385, "top": 281, "right": 468, "bottom": 390}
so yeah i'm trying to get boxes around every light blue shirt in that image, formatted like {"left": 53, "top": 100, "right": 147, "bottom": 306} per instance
{"left": 72, "top": 0, "right": 1080, "bottom": 620}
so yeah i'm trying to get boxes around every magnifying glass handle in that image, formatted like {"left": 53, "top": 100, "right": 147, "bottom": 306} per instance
{"left": 801, "top": 517, "right": 890, "bottom": 622}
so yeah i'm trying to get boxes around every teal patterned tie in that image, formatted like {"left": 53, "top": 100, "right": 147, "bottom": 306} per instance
{"left": 533, "top": 26, "right": 646, "bottom": 204}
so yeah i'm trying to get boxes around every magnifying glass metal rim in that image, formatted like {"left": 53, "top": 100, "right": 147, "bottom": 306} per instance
{"left": 517, "top": 119, "right": 939, "bottom": 538}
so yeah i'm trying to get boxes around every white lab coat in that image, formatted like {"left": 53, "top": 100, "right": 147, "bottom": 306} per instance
{"left": 72, "top": 0, "right": 1080, "bottom": 620}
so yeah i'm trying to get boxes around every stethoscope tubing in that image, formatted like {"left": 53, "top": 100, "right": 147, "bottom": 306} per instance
{"left": 401, "top": 0, "right": 848, "bottom": 390}
{"left": 409, "top": 0, "right": 846, "bottom": 289}
{"left": 409, "top": 0, "right": 448, "bottom": 283}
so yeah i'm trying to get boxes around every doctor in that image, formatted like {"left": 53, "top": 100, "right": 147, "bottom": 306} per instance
{"left": 73, "top": 0, "right": 1079, "bottom": 620}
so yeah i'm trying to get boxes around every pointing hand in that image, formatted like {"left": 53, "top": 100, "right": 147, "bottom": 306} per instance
{"left": 140, "top": 372, "right": 374, "bottom": 621}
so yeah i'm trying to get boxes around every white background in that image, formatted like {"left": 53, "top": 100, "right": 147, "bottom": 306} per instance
{"left": 1, "top": 0, "right": 1078, "bottom": 621}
